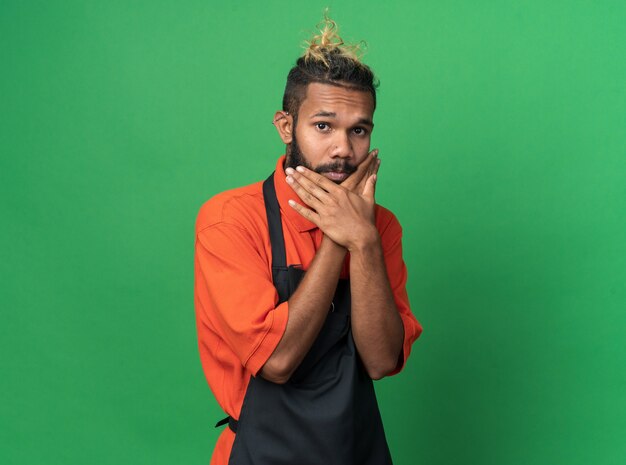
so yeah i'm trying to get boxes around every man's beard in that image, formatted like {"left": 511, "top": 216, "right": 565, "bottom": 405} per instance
{"left": 286, "top": 133, "right": 357, "bottom": 184}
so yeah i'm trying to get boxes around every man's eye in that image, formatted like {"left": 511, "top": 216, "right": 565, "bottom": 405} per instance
{"left": 315, "top": 123, "right": 329, "bottom": 131}
{"left": 353, "top": 127, "right": 367, "bottom": 136}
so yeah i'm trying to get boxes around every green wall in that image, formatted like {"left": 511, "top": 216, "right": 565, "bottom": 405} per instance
{"left": 1, "top": 1, "right": 624, "bottom": 464}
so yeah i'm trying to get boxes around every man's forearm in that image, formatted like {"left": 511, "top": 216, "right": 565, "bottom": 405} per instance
{"left": 259, "top": 236, "right": 346, "bottom": 383}
{"left": 349, "top": 234, "right": 404, "bottom": 380}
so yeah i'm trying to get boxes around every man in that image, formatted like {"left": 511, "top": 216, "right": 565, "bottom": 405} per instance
{"left": 194, "top": 17, "right": 422, "bottom": 465}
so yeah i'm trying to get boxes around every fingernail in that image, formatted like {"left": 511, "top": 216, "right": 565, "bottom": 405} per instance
{"left": 286, "top": 175, "right": 293, "bottom": 183}
{"left": 288, "top": 199, "right": 297, "bottom": 207}
{"left": 296, "top": 166, "right": 305, "bottom": 172}
{"left": 372, "top": 149, "right": 379, "bottom": 157}
{"left": 285, "top": 167, "right": 294, "bottom": 175}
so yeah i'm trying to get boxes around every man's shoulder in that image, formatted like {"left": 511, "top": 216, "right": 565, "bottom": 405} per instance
{"left": 196, "top": 180, "right": 265, "bottom": 233}
{"left": 374, "top": 203, "right": 402, "bottom": 233}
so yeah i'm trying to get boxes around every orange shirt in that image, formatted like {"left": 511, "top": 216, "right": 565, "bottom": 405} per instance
{"left": 194, "top": 156, "right": 422, "bottom": 464}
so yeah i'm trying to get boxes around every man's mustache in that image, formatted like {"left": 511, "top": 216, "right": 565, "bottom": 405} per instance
{"left": 315, "top": 162, "right": 357, "bottom": 175}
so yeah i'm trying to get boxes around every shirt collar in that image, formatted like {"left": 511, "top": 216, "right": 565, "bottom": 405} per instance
{"left": 273, "top": 155, "right": 317, "bottom": 232}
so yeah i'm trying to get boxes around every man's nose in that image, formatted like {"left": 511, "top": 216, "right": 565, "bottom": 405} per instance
{"left": 329, "top": 131, "right": 353, "bottom": 158}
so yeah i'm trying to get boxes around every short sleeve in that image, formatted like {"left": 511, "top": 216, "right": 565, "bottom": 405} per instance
{"left": 195, "top": 222, "right": 288, "bottom": 376}
{"left": 378, "top": 211, "right": 423, "bottom": 375}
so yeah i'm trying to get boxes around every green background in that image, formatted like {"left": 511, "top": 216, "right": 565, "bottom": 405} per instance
{"left": 1, "top": 1, "right": 625, "bottom": 464}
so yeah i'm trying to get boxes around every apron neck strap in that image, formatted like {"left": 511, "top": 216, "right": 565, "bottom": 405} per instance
{"left": 262, "top": 172, "right": 287, "bottom": 269}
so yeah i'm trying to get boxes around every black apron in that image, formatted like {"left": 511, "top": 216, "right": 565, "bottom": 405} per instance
{"left": 218, "top": 173, "right": 392, "bottom": 465}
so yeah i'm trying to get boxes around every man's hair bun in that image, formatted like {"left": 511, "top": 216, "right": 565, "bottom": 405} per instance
{"left": 303, "top": 13, "right": 364, "bottom": 67}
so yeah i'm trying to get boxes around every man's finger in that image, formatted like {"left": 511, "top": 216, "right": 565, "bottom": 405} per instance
{"left": 366, "top": 156, "right": 381, "bottom": 183}
{"left": 287, "top": 174, "right": 325, "bottom": 209}
{"left": 362, "top": 174, "right": 377, "bottom": 200}
{"left": 294, "top": 166, "right": 339, "bottom": 193}
{"left": 342, "top": 149, "right": 378, "bottom": 191}
{"left": 349, "top": 149, "right": 378, "bottom": 185}
{"left": 288, "top": 199, "right": 321, "bottom": 225}
{"left": 371, "top": 157, "right": 381, "bottom": 181}
{"left": 286, "top": 167, "right": 332, "bottom": 203}
{"left": 355, "top": 154, "right": 381, "bottom": 195}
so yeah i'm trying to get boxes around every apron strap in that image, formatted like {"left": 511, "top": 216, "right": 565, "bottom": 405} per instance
{"left": 263, "top": 172, "right": 291, "bottom": 303}
{"left": 215, "top": 415, "right": 238, "bottom": 433}
{"left": 262, "top": 172, "right": 288, "bottom": 269}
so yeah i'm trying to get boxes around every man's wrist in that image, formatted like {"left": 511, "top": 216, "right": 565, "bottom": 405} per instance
{"left": 347, "top": 226, "right": 380, "bottom": 254}
{"left": 321, "top": 234, "right": 348, "bottom": 257}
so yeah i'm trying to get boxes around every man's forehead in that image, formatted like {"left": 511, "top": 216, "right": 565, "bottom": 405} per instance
{"left": 300, "top": 82, "right": 374, "bottom": 118}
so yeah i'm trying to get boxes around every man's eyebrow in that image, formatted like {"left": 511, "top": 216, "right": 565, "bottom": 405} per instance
{"left": 310, "top": 111, "right": 374, "bottom": 127}
{"left": 357, "top": 117, "right": 374, "bottom": 127}
{"left": 311, "top": 111, "right": 337, "bottom": 118}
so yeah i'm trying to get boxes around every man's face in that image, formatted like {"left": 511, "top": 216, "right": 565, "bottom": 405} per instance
{"left": 285, "top": 82, "right": 374, "bottom": 183}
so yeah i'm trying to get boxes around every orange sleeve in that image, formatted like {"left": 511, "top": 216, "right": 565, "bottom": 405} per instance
{"left": 195, "top": 222, "right": 289, "bottom": 376}
{"left": 378, "top": 212, "right": 423, "bottom": 376}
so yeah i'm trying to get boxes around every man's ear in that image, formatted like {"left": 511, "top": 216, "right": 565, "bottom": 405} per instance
{"left": 273, "top": 111, "right": 293, "bottom": 144}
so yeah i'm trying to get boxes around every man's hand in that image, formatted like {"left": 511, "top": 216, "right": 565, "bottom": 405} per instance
{"left": 285, "top": 153, "right": 380, "bottom": 251}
